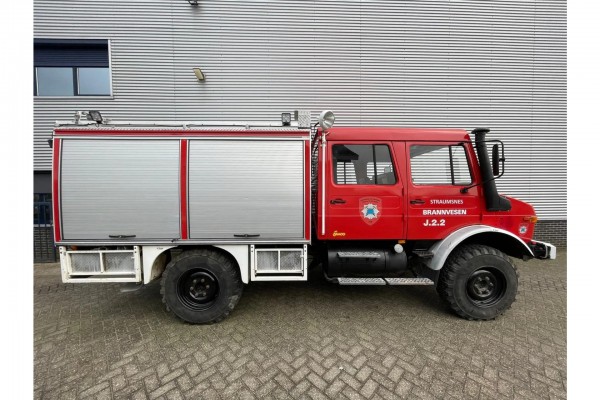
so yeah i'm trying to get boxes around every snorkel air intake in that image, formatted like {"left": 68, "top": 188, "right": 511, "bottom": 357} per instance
{"left": 473, "top": 128, "right": 511, "bottom": 211}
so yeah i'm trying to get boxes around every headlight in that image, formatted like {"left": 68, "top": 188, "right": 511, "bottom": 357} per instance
{"left": 318, "top": 110, "right": 335, "bottom": 131}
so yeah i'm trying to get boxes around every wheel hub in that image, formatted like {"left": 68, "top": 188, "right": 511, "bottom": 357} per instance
{"left": 466, "top": 268, "right": 506, "bottom": 306}
{"left": 177, "top": 269, "right": 219, "bottom": 311}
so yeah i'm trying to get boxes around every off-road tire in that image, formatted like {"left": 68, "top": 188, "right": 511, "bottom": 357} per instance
{"left": 160, "top": 249, "right": 243, "bottom": 324}
{"left": 437, "top": 244, "right": 518, "bottom": 320}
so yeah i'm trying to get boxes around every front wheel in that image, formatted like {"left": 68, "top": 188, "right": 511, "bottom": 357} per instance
{"left": 161, "top": 249, "right": 243, "bottom": 324}
{"left": 437, "top": 244, "right": 518, "bottom": 320}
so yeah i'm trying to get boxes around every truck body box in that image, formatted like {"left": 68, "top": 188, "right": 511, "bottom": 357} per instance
{"left": 53, "top": 127, "right": 311, "bottom": 245}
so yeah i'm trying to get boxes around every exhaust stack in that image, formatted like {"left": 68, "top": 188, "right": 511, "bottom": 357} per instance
{"left": 473, "top": 128, "right": 511, "bottom": 211}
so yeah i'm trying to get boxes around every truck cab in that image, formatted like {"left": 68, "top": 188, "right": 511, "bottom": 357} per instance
{"left": 316, "top": 126, "right": 543, "bottom": 243}
{"left": 312, "top": 116, "right": 555, "bottom": 320}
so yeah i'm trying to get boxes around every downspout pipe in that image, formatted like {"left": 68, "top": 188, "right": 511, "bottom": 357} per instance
{"left": 473, "top": 128, "right": 511, "bottom": 211}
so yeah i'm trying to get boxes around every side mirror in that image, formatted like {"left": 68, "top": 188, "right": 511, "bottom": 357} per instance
{"left": 492, "top": 144, "right": 500, "bottom": 176}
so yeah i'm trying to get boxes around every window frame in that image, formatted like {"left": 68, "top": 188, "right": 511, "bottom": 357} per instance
{"left": 331, "top": 143, "right": 398, "bottom": 186}
{"left": 409, "top": 143, "right": 473, "bottom": 186}
{"left": 33, "top": 38, "right": 114, "bottom": 98}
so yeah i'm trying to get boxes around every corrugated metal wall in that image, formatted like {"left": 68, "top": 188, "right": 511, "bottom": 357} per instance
{"left": 34, "top": 0, "right": 566, "bottom": 219}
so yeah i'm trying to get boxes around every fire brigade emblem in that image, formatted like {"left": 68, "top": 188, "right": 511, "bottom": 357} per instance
{"left": 519, "top": 224, "right": 528, "bottom": 235}
{"left": 359, "top": 197, "right": 382, "bottom": 225}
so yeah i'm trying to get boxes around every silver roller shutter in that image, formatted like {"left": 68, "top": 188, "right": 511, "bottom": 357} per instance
{"left": 60, "top": 139, "right": 180, "bottom": 240}
{"left": 188, "top": 140, "right": 304, "bottom": 239}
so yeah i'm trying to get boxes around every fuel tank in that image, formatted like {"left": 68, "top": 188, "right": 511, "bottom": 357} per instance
{"left": 324, "top": 242, "right": 408, "bottom": 278}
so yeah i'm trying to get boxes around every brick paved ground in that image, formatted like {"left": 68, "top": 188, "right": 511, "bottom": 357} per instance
{"left": 34, "top": 251, "right": 566, "bottom": 399}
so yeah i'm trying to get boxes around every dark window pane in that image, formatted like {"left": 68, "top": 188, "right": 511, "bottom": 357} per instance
{"left": 34, "top": 192, "right": 54, "bottom": 225}
{"left": 36, "top": 67, "right": 74, "bottom": 96}
{"left": 34, "top": 39, "right": 109, "bottom": 67}
{"left": 78, "top": 68, "right": 111, "bottom": 95}
{"left": 44, "top": 205, "right": 53, "bottom": 224}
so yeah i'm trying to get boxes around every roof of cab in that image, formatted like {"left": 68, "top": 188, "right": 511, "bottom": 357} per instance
{"left": 323, "top": 127, "right": 471, "bottom": 142}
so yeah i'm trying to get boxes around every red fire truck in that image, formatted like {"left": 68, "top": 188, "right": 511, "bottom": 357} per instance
{"left": 52, "top": 110, "right": 555, "bottom": 324}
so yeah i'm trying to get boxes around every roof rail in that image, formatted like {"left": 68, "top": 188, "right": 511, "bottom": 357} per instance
{"left": 55, "top": 110, "right": 312, "bottom": 129}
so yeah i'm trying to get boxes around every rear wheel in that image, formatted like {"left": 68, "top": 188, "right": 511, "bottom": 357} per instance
{"left": 161, "top": 249, "right": 243, "bottom": 324}
{"left": 437, "top": 244, "right": 518, "bottom": 320}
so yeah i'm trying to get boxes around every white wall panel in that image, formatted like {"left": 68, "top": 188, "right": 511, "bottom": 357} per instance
{"left": 34, "top": 0, "right": 566, "bottom": 219}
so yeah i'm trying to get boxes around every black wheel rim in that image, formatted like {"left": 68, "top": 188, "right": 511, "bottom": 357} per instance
{"left": 176, "top": 268, "right": 220, "bottom": 311}
{"left": 466, "top": 268, "right": 506, "bottom": 307}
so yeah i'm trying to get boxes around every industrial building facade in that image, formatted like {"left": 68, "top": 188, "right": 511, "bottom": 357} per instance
{"left": 33, "top": 0, "right": 566, "bottom": 256}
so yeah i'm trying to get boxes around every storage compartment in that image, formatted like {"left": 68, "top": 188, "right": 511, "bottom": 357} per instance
{"left": 188, "top": 140, "right": 305, "bottom": 239}
{"left": 60, "top": 246, "right": 141, "bottom": 282}
{"left": 60, "top": 139, "right": 180, "bottom": 240}
{"left": 251, "top": 245, "right": 307, "bottom": 281}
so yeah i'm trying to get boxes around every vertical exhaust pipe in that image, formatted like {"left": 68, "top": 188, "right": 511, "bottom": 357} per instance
{"left": 472, "top": 128, "right": 511, "bottom": 211}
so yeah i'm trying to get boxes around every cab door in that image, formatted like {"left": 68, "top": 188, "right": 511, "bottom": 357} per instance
{"left": 321, "top": 141, "right": 405, "bottom": 240}
{"left": 406, "top": 142, "right": 482, "bottom": 240}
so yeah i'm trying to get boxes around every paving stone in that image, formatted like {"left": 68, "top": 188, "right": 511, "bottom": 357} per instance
{"left": 34, "top": 252, "right": 567, "bottom": 399}
{"left": 395, "top": 379, "right": 413, "bottom": 397}
{"left": 360, "top": 379, "right": 379, "bottom": 399}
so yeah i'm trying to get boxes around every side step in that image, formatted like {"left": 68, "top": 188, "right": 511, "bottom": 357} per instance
{"left": 338, "top": 277, "right": 434, "bottom": 286}
{"left": 412, "top": 250, "right": 434, "bottom": 259}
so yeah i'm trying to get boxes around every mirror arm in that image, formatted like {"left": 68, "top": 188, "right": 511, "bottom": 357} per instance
{"left": 460, "top": 176, "right": 494, "bottom": 194}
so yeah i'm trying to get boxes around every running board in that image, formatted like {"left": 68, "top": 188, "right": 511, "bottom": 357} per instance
{"left": 338, "top": 278, "right": 386, "bottom": 285}
{"left": 385, "top": 278, "right": 434, "bottom": 285}
{"left": 337, "top": 277, "right": 434, "bottom": 286}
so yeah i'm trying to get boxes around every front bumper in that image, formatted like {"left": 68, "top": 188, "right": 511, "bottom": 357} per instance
{"left": 528, "top": 240, "right": 557, "bottom": 260}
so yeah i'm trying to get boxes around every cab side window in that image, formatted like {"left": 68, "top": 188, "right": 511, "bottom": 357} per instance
{"left": 332, "top": 144, "right": 396, "bottom": 185}
{"left": 409, "top": 144, "right": 472, "bottom": 185}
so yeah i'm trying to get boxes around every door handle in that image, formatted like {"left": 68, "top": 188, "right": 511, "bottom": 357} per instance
{"left": 330, "top": 198, "right": 347, "bottom": 205}
{"left": 410, "top": 199, "right": 425, "bottom": 205}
